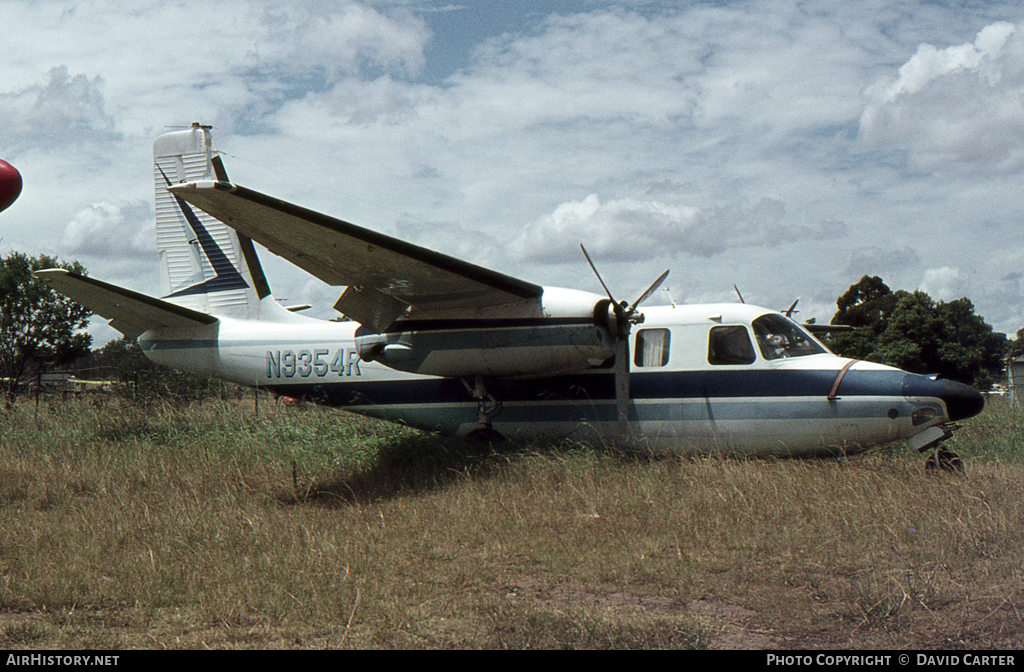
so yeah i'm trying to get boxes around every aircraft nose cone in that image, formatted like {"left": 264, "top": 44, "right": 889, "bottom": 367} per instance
{"left": 903, "top": 374, "right": 985, "bottom": 421}
{"left": 941, "top": 379, "right": 985, "bottom": 421}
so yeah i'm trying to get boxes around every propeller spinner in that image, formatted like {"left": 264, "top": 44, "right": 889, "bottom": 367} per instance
{"left": 580, "top": 245, "right": 669, "bottom": 438}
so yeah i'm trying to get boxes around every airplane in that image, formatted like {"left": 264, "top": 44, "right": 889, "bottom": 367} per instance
{"left": 0, "top": 159, "right": 22, "bottom": 213}
{"left": 36, "top": 124, "right": 983, "bottom": 470}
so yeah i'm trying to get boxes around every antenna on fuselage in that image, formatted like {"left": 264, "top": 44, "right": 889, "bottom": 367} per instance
{"left": 662, "top": 286, "right": 676, "bottom": 308}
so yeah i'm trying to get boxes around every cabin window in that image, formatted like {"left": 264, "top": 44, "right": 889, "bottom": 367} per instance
{"left": 708, "top": 326, "right": 756, "bottom": 365}
{"left": 751, "top": 314, "right": 826, "bottom": 360}
{"left": 634, "top": 328, "right": 671, "bottom": 367}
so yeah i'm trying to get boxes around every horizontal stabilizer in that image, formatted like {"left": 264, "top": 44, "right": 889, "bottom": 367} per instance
{"left": 35, "top": 269, "right": 218, "bottom": 339}
{"left": 168, "top": 180, "right": 543, "bottom": 330}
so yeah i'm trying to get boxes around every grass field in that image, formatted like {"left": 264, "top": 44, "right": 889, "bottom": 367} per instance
{"left": 1, "top": 393, "right": 1022, "bottom": 649}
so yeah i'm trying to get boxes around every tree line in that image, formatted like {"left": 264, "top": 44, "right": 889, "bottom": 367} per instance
{"left": 0, "top": 252, "right": 1017, "bottom": 401}
{"left": 824, "top": 275, "right": 1008, "bottom": 391}
{"left": 0, "top": 253, "right": 229, "bottom": 404}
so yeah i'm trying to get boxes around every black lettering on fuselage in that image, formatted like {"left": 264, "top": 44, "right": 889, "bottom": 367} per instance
{"left": 266, "top": 348, "right": 362, "bottom": 379}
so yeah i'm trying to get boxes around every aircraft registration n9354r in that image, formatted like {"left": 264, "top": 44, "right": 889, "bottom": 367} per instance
{"left": 36, "top": 125, "right": 983, "bottom": 469}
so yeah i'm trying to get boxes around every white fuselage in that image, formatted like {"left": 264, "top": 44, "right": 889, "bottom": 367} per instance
{"left": 138, "top": 293, "right": 979, "bottom": 456}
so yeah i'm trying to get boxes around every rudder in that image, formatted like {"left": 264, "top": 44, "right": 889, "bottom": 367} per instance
{"left": 153, "top": 124, "right": 270, "bottom": 319}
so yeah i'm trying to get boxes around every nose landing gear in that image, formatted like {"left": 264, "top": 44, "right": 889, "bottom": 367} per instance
{"left": 908, "top": 423, "right": 963, "bottom": 473}
{"left": 924, "top": 445, "right": 964, "bottom": 472}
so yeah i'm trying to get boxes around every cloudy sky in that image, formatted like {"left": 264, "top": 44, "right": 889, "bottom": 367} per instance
{"left": 4, "top": 0, "right": 1024, "bottom": 344}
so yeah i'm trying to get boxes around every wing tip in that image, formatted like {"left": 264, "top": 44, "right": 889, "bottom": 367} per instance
{"left": 168, "top": 180, "right": 235, "bottom": 194}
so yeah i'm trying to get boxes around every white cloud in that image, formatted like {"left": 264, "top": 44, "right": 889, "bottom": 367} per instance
{"left": 0, "top": 1, "right": 432, "bottom": 143}
{"left": 919, "top": 266, "right": 969, "bottom": 302}
{"left": 685, "top": 200, "right": 846, "bottom": 257}
{"left": 509, "top": 194, "right": 698, "bottom": 264}
{"left": 0, "top": 66, "right": 117, "bottom": 150}
{"left": 61, "top": 200, "right": 154, "bottom": 258}
{"left": 510, "top": 194, "right": 846, "bottom": 264}
{"left": 860, "top": 21, "right": 1024, "bottom": 171}
{"left": 249, "top": 2, "right": 429, "bottom": 81}
{"left": 6, "top": 0, "right": 1024, "bottom": 340}
{"left": 844, "top": 246, "right": 922, "bottom": 280}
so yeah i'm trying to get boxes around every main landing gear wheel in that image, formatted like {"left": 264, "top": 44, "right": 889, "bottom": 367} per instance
{"left": 925, "top": 446, "right": 963, "bottom": 473}
{"left": 463, "top": 375, "right": 506, "bottom": 443}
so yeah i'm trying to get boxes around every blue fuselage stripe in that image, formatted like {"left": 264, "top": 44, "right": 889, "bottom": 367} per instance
{"left": 258, "top": 369, "right": 909, "bottom": 407}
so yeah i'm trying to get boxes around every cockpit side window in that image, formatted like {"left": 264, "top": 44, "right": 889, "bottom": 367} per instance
{"left": 751, "top": 314, "right": 826, "bottom": 360}
{"left": 635, "top": 328, "right": 671, "bottom": 367}
{"left": 708, "top": 326, "right": 756, "bottom": 365}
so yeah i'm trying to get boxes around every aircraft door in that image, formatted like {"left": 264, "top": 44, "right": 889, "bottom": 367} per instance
{"left": 702, "top": 325, "right": 760, "bottom": 452}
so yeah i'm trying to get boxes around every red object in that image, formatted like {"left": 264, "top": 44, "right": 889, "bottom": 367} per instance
{"left": 0, "top": 160, "right": 23, "bottom": 213}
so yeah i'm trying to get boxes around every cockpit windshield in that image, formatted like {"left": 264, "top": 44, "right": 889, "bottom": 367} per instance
{"left": 751, "top": 314, "right": 827, "bottom": 360}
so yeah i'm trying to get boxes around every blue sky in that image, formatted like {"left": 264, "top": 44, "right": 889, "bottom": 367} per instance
{"left": 3, "top": 0, "right": 1024, "bottom": 344}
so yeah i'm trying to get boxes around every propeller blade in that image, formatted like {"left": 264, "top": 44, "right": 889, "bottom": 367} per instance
{"left": 580, "top": 244, "right": 619, "bottom": 307}
{"left": 628, "top": 269, "right": 670, "bottom": 314}
{"left": 578, "top": 244, "right": 661, "bottom": 441}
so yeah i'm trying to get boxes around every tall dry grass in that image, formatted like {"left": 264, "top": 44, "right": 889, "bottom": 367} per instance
{"left": 0, "top": 394, "right": 1021, "bottom": 648}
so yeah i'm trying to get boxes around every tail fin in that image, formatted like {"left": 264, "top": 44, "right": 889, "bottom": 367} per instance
{"left": 153, "top": 124, "right": 271, "bottom": 320}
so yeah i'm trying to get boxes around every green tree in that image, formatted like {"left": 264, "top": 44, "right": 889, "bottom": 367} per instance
{"left": 1008, "top": 328, "right": 1024, "bottom": 359}
{"left": 827, "top": 275, "right": 905, "bottom": 358}
{"left": 0, "top": 252, "right": 92, "bottom": 404}
{"left": 829, "top": 276, "right": 1005, "bottom": 389}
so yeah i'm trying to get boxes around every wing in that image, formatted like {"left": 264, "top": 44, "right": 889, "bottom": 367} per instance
{"left": 168, "top": 181, "right": 543, "bottom": 332}
{"left": 804, "top": 323, "right": 854, "bottom": 335}
{"left": 35, "top": 269, "right": 218, "bottom": 340}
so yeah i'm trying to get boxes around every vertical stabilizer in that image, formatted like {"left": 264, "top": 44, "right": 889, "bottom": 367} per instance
{"left": 154, "top": 124, "right": 271, "bottom": 319}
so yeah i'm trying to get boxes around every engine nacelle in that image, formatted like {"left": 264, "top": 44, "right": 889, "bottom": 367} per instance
{"left": 355, "top": 287, "right": 619, "bottom": 378}
{"left": 356, "top": 321, "right": 616, "bottom": 378}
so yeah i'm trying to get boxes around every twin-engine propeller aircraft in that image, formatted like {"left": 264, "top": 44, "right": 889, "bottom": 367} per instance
{"left": 38, "top": 125, "right": 983, "bottom": 468}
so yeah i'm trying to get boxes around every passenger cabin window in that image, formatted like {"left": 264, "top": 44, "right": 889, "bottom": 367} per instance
{"left": 634, "top": 328, "right": 671, "bottom": 367}
{"left": 708, "top": 326, "right": 756, "bottom": 365}
{"left": 751, "top": 314, "right": 826, "bottom": 360}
